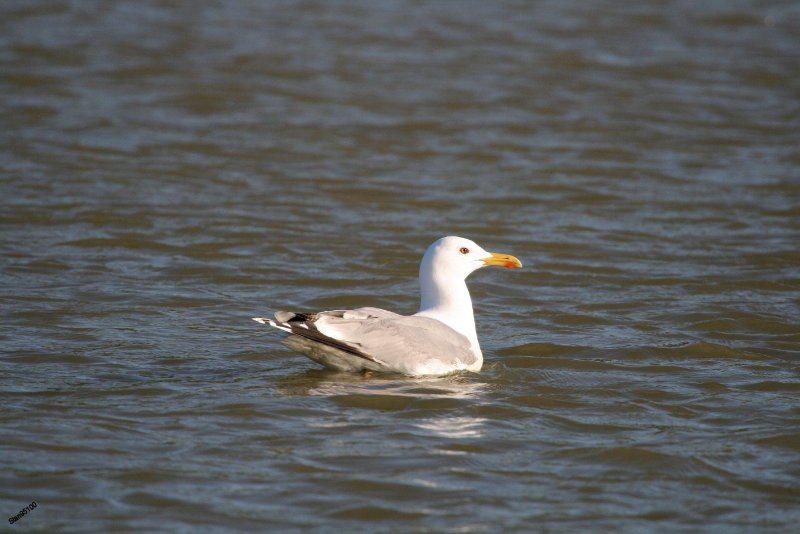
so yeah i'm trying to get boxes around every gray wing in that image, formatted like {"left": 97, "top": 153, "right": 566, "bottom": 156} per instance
{"left": 257, "top": 308, "right": 391, "bottom": 363}
{"left": 313, "top": 312, "right": 477, "bottom": 375}
{"left": 255, "top": 307, "right": 476, "bottom": 375}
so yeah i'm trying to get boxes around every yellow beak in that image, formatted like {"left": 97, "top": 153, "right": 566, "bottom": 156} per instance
{"left": 482, "top": 251, "right": 522, "bottom": 269}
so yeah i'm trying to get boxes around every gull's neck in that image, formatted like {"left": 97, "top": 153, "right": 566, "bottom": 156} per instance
{"left": 415, "top": 264, "right": 480, "bottom": 352}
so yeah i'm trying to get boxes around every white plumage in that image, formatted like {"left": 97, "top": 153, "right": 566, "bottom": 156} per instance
{"left": 253, "top": 236, "right": 521, "bottom": 376}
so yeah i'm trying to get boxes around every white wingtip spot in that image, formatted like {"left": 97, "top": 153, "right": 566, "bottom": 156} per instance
{"left": 252, "top": 317, "right": 267, "bottom": 324}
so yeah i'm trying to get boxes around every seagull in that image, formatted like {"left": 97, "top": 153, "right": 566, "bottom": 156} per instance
{"left": 253, "top": 236, "right": 522, "bottom": 376}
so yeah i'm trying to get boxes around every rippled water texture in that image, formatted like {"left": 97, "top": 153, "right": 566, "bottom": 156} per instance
{"left": 2, "top": 1, "right": 799, "bottom": 532}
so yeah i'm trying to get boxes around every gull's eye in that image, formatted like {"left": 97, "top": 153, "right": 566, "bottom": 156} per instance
{"left": 459, "top": 247, "right": 470, "bottom": 255}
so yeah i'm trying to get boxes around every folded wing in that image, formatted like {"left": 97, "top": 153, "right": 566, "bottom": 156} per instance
{"left": 255, "top": 307, "right": 477, "bottom": 375}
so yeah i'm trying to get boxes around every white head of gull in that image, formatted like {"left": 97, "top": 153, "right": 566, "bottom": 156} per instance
{"left": 253, "top": 236, "right": 522, "bottom": 376}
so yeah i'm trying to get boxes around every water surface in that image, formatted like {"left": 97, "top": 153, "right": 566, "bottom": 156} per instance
{"left": 2, "top": 1, "right": 799, "bottom": 532}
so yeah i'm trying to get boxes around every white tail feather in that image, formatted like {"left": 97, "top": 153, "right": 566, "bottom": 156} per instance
{"left": 252, "top": 316, "right": 292, "bottom": 333}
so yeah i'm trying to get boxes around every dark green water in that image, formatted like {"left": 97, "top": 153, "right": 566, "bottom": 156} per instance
{"left": 2, "top": 1, "right": 799, "bottom": 532}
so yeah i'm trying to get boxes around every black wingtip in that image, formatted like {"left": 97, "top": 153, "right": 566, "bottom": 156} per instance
{"left": 275, "top": 311, "right": 318, "bottom": 323}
